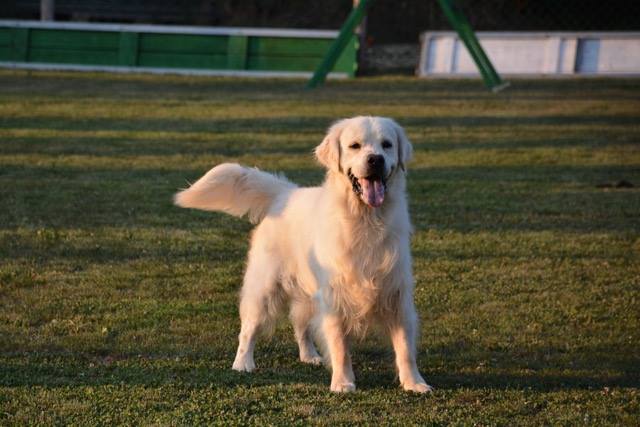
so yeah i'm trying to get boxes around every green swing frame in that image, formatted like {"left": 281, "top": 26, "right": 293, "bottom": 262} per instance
{"left": 307, "top": 0, "right": 508, "bottom": 91}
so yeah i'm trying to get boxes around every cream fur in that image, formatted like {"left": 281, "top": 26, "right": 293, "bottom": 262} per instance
{"left": 174, "top": 116, "right": 432, "bottom": 393}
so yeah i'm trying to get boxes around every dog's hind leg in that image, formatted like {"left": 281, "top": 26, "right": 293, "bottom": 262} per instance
{"left": 232, "top": 246, "right": 281, "bottom": 373}
{"left": 289, "top": 299, "right": 322, "bottom": 365}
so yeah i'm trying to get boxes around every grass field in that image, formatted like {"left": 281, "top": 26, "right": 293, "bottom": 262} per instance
{"left": 0, "top": 70, "right": 639, "bottom": 425}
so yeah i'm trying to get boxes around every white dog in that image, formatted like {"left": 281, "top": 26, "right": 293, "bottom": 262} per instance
{"left": 174, "top": 116, "right": 432, "bottom": 393}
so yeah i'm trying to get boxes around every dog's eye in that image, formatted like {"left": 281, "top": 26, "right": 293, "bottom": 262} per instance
{"left": 349, "top": 142, "right": 361, "bottom": 150}
{"left": 382, "top": 140, "right": 393, "bottom": 149}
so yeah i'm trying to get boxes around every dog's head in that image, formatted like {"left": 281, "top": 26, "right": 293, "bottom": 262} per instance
{"left": 315, "top": 116, "right": 413, "bottom": 208}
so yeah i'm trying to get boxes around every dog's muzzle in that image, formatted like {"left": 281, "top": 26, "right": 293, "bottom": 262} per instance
{"left": 348, "top": 159, "right": 388, "bottom": 208}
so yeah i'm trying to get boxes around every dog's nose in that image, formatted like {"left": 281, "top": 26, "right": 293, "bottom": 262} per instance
{"left": 367, "top": 154, "right": 385, "bottom": 169}
{"left": 366, "top": 154, "right": 385, "bottom": 178}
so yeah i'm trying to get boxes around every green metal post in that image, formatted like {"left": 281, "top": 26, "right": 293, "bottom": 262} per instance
{"left": 437, "top": 0, "right": 508, "bottom": 92}
{"left": 306, "top": 0, "right": 373, "bottom": 89}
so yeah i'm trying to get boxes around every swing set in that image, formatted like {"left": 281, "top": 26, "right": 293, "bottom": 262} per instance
{"left": 307, "top": 0, "right": 509, "bottom": 92}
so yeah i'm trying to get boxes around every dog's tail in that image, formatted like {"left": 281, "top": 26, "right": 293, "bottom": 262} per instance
{"left": 174, "top": 163, "right": 296, "bottom": 224}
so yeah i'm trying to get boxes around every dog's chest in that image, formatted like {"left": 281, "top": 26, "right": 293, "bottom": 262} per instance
{"left": 328, "top": 237, "right": 403, "bottom": 331}
{"left": 333, "top": 229, "right": 401, "bottom": 292}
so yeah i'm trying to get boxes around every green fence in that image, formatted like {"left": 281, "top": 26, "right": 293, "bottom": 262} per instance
{"left": 0, "top": 20, "right": 358, "bottom": 77}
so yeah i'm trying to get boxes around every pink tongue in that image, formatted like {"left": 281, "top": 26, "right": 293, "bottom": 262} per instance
{"left": 359, "top": 178, "right": 385, "bottom": 207}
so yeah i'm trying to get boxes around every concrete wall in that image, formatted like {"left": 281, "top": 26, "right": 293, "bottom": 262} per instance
{"left": 418, "top": 32, "right": 640, "bottom": 77}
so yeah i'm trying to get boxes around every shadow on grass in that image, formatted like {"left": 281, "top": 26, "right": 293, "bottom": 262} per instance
{"left": 1, "top": 163, "right": 638, "bottom": 233}
{"left": 351, "top": 342, "right": 640, "bottom": 392}
{"left": 2, "top": 345, "right": 638, "bottom": 392}
{"left": 2, "top": 71, "right": 639, "bottom": 102}
{"left": 417, "top": 137, "right": 622, "bottom": 153}
{"left": 1, "top": 134, "right": 624, "bottom": 159}
{"left": 408, "top": 165, "right": 640, "bottom": 233}
{"left": 1, "top": 114, "right": 638, "bottom": 138}
{"left": 356, "top": 371, "right": 639, "bottom": 393}
{"left": 0, "top": 116, "right": 333, "bottom": 135}
{"left": 427, "top": 371, "right": 639, "bottom": 392}
{"left": 0, "top": 352, "right": 327, "bottom": 389}
{"left": 0, "top": 135, "right": 316, "bottom": 158}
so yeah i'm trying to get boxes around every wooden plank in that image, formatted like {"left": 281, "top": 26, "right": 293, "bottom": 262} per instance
{"left": 10, "top": 27, "right": 29, "bottom": 61}
{"left": 0, "top": 61, "right": 350, "bottom": 79}
{"left": 28, "top": 48, "right": 119, "bottom": 65}
{"left": 226, "top": 36, "right": 248, "bottom": 70}
{"left": 247, "top": 56, "right": 321, "bottom": 72}
{"left": 139, "top": 33, "right": 227, "bottom": 54}
{"left": 246, "top": 37, "right": 356, "bottom": 74}
{"left": 0, "top": 29, "right": 10, "bottom": 46}
{"left": 118, "top": 32, "right": 139, "bottom": 66}
{"left": 137, "top": 52, "right": 228, "bottom": 69}
{"left": 247, "top": 37, "right": 333, "bottom": 57}
{"left": 0, "top": 21, "right": 357, "bottom": 77}
{"left": 29, "top": 29, "right": 119, "bottom": 49}
{"left": 0, "top": 20, "right": 340, "bottom": 39}
{"left": 0, "top": 28, "right": 9, "bottom": 60}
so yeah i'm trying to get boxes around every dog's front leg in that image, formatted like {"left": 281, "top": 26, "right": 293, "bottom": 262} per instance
{"left": 389, "top": 296, "right": 433, "bottom": 393}
{"left": 321, "top": 313, "right": 355, "bottom": 392}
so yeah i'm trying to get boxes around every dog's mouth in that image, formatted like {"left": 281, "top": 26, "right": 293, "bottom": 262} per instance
{"left": 348, "top": 169, "right": 387, "bottom": 208}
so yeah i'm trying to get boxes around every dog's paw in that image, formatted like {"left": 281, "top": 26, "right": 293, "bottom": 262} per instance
{"left": 330, "top": 382, "right": 356, "bottom": 393}
{"left": 231, "top": 357, "right": 255, "bottom": 373}
{"left": 301, "top": 355, "right": 323, "bottom": 365}
{"left": 402, "top": 381, "right": 434, "bottom": 394}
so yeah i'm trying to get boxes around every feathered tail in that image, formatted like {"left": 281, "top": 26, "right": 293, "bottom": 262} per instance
{"left": 174, "top": 163, "right": 296, "bottom": 224}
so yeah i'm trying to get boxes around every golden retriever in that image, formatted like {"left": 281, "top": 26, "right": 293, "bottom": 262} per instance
{"left": 174, "top": 116, "right": 431, "bottom": 393}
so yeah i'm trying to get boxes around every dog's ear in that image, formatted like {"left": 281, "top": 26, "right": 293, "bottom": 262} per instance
{"left": 391, "top": 119, "right": 413, "bottom": 171}
{"left": 315, "top": 119, "right": 345, "bottom": 172}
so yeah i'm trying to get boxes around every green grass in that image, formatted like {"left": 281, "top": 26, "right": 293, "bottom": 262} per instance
{"left": 1, "top": 70, "right": 639, "bottom": 425}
